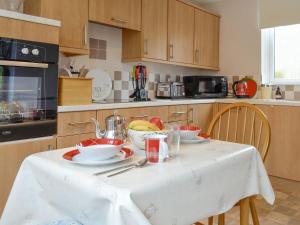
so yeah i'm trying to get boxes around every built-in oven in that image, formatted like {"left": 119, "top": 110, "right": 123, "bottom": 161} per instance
{"left": 0, "top": 38, "right": 58, "bottom": 142}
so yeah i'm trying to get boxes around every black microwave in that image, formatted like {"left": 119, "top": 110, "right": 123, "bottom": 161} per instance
{"left": 183, "top": 76, "right": 228, "bottom": 98}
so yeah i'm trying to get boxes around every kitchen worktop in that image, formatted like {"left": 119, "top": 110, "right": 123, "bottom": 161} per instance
{"left": 58, "top": 98, "right": 300, "bottom": 112}
{"left": 0, "top": 9, "right": 61, "bottom": 27}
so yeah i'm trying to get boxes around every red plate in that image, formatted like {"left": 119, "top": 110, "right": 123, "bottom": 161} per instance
{"left": 63, "top": 147, "right": 134, "bottom": 166}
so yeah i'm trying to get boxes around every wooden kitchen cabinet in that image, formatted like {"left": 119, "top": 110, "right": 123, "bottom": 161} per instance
{"left": 187, "top": 104, "right": 213, "bottom": 132}
{"left": 257, "top": 105, "right": 300, "bottom": 181}
{"left": 97, "top": 106, "right": 169, "bottom": 129}
{"left": 24, "top": 0, "right": 89, "bottom": 56}
{"left": 57, "top": 111, "right": 96, "bottom": 136}
{"left": 168, "top": 0, "right": 195, "bottom": 65}
{"left": 57, "top": 133, "right": 96, "bottom": 148}
{"left": 0, "top": 137, "right": 56, "bottom": 215}
{"left": 122, "top": 0, "right": 168, "bottom": 61}
{"left": 194, "top": 9, "right": 220, "bottom": 69}
{"left": 168, "top": 105, "right": 188, "bottom": 123}
{"left": 89, "top": 0, "right": 141, "bottom": 31}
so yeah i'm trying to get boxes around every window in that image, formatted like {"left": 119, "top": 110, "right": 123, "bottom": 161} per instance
{"left": 262, "top": 24, "right": 300, "bottom": 85}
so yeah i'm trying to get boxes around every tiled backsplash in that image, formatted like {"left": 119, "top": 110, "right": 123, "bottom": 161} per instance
{"left": 111, "top": 71, "right": 183, "bottom": 100}
{"left": 226, "top": 75, "right": 300, "bottom": 100}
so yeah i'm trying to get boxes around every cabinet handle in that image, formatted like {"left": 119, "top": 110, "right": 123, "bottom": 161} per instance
{"left": 188, "top": 108, "right": 194, "bottom": 124}
{"left": 130, "top": 115, "right": 149, "bottom": 120}
{"left": 68, "top": 121, "right": 92, "bottom": 126}
{"left": 144, "top": 39, "right": 148, "bottom": 55}
{"left": 169, "top": 44, "right": 174, "bottom": 59}
{"left": 83, "top": 23, "right": 88, "bottom": 46}
{"left": 111, "top": 17, "right": 129, "bottom": 24}
{"left": 172, "top": 111, "right": 187, "bottom": 116}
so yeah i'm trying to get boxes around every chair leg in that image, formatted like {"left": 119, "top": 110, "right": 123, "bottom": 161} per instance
{"left": 249, "top": 198, "right": 260, "bottom": 225}
{"left": 218, "top": 214, "right": 225, "bottom": 225}
{"left": 240, "top": 197, "right": 250, "bottom": 225}
{"left": 208, "top": 217, "right": 214, "bottom": 225}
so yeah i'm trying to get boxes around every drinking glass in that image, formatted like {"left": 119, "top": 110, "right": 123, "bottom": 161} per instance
{"left": 166, "top": 123, "right": 181, "bottom": 158}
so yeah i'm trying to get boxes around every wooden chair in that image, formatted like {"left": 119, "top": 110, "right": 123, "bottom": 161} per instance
{"left": 206, "top": 102, "right": 271, "bottom": 225}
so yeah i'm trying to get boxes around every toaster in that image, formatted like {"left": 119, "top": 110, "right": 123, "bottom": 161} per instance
{"left": 156, "top": 82, "right": 185, "bottom": 99}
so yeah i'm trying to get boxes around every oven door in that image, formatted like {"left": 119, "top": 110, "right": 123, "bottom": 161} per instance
{"left": 0, "top": 61, "right": 57, "bottom": 142}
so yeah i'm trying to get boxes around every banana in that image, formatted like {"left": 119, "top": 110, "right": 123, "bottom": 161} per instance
{"left": 128, "top": 120, "right": 160, "bottom": 131}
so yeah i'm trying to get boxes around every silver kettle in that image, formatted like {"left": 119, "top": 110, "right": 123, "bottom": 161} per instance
{"left": 91, "top": 113, "right": 127, "bottom": 141}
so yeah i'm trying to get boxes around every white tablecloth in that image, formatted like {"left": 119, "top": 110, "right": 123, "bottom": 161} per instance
{"left": 0, "top": 140, "right": 275, "bottom": 225}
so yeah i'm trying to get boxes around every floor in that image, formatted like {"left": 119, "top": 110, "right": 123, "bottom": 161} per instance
{"left": 197, "top": 176, "right": 300, "bottom": 225}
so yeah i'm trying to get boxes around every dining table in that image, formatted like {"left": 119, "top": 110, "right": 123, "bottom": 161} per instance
{"left": 0, "top": 140, "right": 275, "bottom": 225}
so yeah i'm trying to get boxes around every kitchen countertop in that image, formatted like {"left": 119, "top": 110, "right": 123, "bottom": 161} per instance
{"left": 0, "top": 9, "right": 61, "bottom": 27}
{"left": 58, "top": 98, "right": 300, "bottom": 112}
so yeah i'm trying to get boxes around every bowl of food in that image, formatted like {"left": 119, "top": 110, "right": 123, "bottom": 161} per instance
{"left": 76, "top": 138, "right": 124, "bottom": 161}
{"left": 127, "top": 118, "right": 167, "bottom": 149}
{"left": 179, "top": 125, "right": 201, "bottom": 140}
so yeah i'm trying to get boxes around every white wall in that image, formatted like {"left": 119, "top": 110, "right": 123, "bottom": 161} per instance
{"left": 203, "top": 0, "right": 261, "bottom": 80}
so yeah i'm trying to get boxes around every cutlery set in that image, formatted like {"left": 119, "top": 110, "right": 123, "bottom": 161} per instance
{"left": 129, "top": 65, "right": 150, "bottom": 101}
{"left": 93, "top": 158, "right": 148, "bottom": 177}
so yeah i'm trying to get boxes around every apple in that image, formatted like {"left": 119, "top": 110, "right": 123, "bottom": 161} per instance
{"left": 149, "top": 117, "right": 164, "bottom": 130}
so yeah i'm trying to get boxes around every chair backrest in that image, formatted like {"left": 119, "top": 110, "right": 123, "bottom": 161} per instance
{"left": 207, "top": 102, "right": 271, "bottom": 162}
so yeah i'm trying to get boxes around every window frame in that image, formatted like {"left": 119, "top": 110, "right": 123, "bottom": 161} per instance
{"left": 261, "top": 27, "right": 300, "bottom": 85}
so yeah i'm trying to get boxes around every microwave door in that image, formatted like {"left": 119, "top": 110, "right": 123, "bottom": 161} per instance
{"left": 198, "top": 80, "right": 218, "bottom": 93}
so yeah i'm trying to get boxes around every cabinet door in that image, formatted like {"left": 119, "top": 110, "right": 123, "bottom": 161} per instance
{"left": 168, "top": 0, "right": 194, "bottom": 64}
{"left": 258, "top": 105, "right": 300, "bottom": 181}
{"left": 89, "top": 0, "right": 141, "bottom": 31}
{"left": 194, "top": 9, "right": 220, "bottom": 69}
{"left": 24, "top": 0, "right": 89, "bottom": 55}
{"left": 0, "top": 137, "right": 56, "bottom": 215}
{"left": 142, "top": 0, "right": 168, "bottom": 60}
{"left": 44, "top": 0, "right": 89, "bottom": 53}
{"left": 188, "top": 104, "right": 213, "bottom": 133}
{"left": 168, "top": 105, "right": 188, "bottom": 123}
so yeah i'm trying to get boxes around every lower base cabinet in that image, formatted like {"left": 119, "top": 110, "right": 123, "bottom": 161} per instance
{"left": 187, "top": 104, "right": 214, "bottom": 132}
{"left": 257, "top": 105, "right": 300, "bottom": 182}
{"left": 57, "top": 133, "right": 96, "bottom": 149}
{"left": 0, "top": 136, "right": 56, "bottom": 216}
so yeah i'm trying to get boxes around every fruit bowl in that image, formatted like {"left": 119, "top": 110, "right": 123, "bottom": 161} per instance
{"left": 128, "top": 129, "right": 168, "bottom": 149}
{"left": 76, "top": 138, "right": 124, "bottom": 161}
{"left": 179, "top": 125, "right": 201, "bottom": 140}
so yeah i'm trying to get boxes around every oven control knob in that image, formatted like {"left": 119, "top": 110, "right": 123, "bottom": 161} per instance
{"left": 32, "top": 49, "right": 39, "bottom": 56}
{"left": 21, "top": 48, "right": 29, "bottom": 55}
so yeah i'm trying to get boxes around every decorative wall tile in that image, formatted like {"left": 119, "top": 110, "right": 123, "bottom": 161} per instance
{"left": 114, "top": 90, "right": 121, "bottom": 99}
{"left": 114, "top": 71, "right": 122, "bottom": 80}
{"left": 89, "top": 38, "right": 107, "bottom": 60}
{"left": 122, "top": 81, "right": 129, "bottom": 90}
{"left": 113, "top": 80, "right": 122, "bottom": 90}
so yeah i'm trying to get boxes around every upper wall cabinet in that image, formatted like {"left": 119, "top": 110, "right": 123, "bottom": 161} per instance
{"left": 23, "top": 0, "right": 89, "bottom": 56}
{"left": 122, "top": 0, "right": 219, "bottom": 70}
{"left": 122, "top": 0, "right": 168, "bottom": 61}
{"left": 89, "top": 0, "right": 142, "bottom": 31}
{"left": 194, "top": 9, "right": 220, "bottom": 69}
{"left": 168, "top": 0, "right": 195, "bottom": 65}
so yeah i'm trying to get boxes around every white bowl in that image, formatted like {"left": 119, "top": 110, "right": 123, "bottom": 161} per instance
{"left": 179, "top": 130, "right": 201, "bottom": 140}
{"left": 128, "top": 129, "right": 168, "bottom": 149}
{"left": 76, "top": 144, "right": 123, "bottom": 161}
